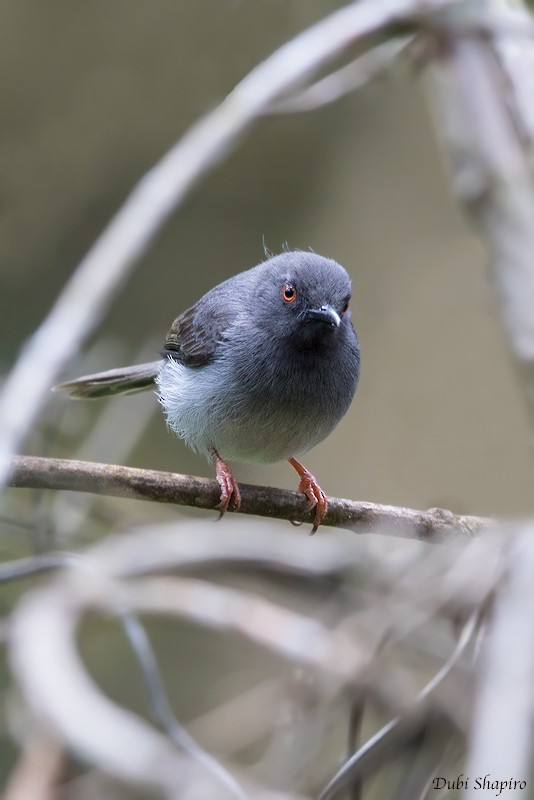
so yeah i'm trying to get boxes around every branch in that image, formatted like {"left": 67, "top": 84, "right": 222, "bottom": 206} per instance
{"left": 266, "top": 38, "right": 412, "bottom": 115}
{"left": 426, "top": 1, "right": 534, "bottom": 421}
{"left": 119, "top": 610, "right": 247, "bottom": 800}
{"left": 318, "top": 612, "right": 479, "bottom": 799}
{"left": 9, "top": 576, "right": 305, "bottom": 800}
{"left": 7, "top": 455, "right": 491, "bottom": 542}
{"left": 6, "top": 510, "right": 503, "bottom": 797}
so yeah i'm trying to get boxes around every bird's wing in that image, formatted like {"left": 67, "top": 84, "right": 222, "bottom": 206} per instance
{"left": 161, "top": 292, "right": 235, "bottom": 367}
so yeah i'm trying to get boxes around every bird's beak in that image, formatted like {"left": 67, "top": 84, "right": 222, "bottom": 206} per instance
{"left": 304, "top": 305, "right": 341, "bottom": 328}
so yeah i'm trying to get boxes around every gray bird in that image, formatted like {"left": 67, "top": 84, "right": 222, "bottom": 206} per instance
{"left": 55, "top": 251, "right": 360, "bottom": 531}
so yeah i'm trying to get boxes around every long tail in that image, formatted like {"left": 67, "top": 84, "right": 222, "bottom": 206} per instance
{"left": 53, "top": 360, "right": 161, "bottom": 399}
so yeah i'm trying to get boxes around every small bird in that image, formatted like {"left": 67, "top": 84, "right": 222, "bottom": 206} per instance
{"left": 55, "top": 251, "right": 361, "bottom": 532}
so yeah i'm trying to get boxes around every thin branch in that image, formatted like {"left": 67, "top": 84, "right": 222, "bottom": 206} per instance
{"left": 427, "top": 0, "right": 534, "bottom": 421}
{"left": 109, "top": 575, "right": 369, "bottom": 682}
{"left": 0, "top": 546, "right": 270, "bottom": 799}
{"left": 119, "top": 610, "right": 247, "bottom": 800}
{"left": 267, "top": 38, "right": 412, "bottom": 115}
{"left": 5, "top": 514, "right": 501, "bottom": 797}
{"left": 7, "top": 455, "right": 491, "bottom": 541}
{"left": 0, "top": 552, "right": 75, "bottom": 583}
{"left": 347, "top": 695, "right": 365, "bottom": 800}
{"left": 9, "top": 573, "right": 305, "bottom": 800}
{"left": 393, "top": 722, "right": 456, "bottom": 800}
{"left": 0, "top": 0, "right": 423, "bottom": 490}
{"left": 317, "top": 612, "right": 479, "bottom": 800}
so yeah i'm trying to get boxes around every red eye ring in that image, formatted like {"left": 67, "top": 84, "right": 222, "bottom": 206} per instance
{"left": 282, "top": 283, "right": 297, "bottom": 303}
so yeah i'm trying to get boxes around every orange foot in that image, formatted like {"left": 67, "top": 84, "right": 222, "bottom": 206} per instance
{"left": 210, "top": 447, "right": 241, "bottom": 518}
{"left": 288, "top": 457, "right": 328, "bottom": 534}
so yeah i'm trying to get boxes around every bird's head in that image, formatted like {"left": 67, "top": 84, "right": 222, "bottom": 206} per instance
{"left": 253, "top": 251, "right": 353, "bottom": 352}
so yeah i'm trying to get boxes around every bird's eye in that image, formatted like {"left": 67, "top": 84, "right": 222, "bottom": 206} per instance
{"left": 282, "top": 283, "right": 297, "bottom": 303}
{"left": 341, "top": 297, "right": 350, "bottom": 314}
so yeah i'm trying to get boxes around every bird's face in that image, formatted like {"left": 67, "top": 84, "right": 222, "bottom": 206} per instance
{"left": 255, "top": 253, "right": 353, "bottom": 352}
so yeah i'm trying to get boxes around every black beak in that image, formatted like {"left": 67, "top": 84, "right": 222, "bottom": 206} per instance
{"left": 304, "top": 305, "right": 341, "bottom": 328}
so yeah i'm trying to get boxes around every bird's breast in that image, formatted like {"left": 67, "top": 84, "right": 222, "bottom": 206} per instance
{"left": 156, "top": 329, "right": 360, "bottom": 464}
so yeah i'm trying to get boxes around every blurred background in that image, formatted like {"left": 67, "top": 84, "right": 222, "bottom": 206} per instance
{"left": 1, "top": 1, "right": 533, "bottom": 797}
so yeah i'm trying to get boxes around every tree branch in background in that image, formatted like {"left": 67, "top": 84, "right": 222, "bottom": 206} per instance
{"left": 318, "top": 612, "right": 479, "bottom": 800}
{"left": 6, "top": 514, "right": 500, "bottom": 799}
{"left": 7, "top": 455, "right": 491, "bottom": 541}
{"left": 267, "top": 38, "right": 412, "bottom": 114}
{"left": 427, "top": 3, "right": 534, "bottom": 422}
{"left": 426, "top": 7, "right": 534, "bottom": 782}
{"left": 119, "top": 610, "right": 247, "bottom": 800}
{"left": 8, "top": 555, "right": 364, "bottom": 799}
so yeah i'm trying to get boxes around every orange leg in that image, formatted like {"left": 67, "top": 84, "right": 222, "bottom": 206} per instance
{"left": 288, "top": 457, "right": 328, "bottom": 534}
{"left": 210, "top": 447, "right": 241, "bottom": 517}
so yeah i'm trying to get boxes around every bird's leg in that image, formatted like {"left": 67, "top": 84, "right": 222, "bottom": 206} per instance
{"left": 210, "top": 447, "right": 241, "bottom": 517}
{"left": 288, "top": 457, "right": 328, "bottom": 534}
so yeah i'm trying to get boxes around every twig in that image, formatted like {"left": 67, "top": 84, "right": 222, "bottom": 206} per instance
{"left": 7, "top": 455, "right": 491, "bottom": 541}
{"left": 113, "top": 576, "right": 368, "bottom": 682}
{"left": 267, "top": 38, "right": 412, "bottom": 114}
{"left": 427, "top": 1, "right": 534, "bottom": 422}
{"left": 0, "top": 552, "right": 75, "bottom": 583}
{"left": 347, "top": 695, "right": 365, "bottom": 800}
{"left": 120, "top": 610, "right": 247, "bottom": 800}
{"left": 9, "top": 573, "right": 305, "bottom": 800}
{"left": 0, "top": 547, "right": 330, "bottom": 796}
{"left": 0, "top": 0, "right": 423, "bottom": 490}
{"left": 5, "top": 517, "right": 500, "bottom": 798}
{"left": 393, "top": 722, "right": 456, "bottom": 800}
{"left": 317, "top": 612, "right": 479, "bottom": 800}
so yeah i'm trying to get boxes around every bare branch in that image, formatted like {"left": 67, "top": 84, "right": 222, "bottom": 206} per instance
{"left": 6, "top": 518, "right": 503, "bottom": 797}
{"left": 318, "top": 613, "right": 479, "bottom": 800}
{"left": 7, "top": 455, "right": 491, "bottom": 541}
{"left": 0, "top": 553, "right": 75, "bottom": 584}
{"left": 119, "top": 610, "right": 247, "bottom": 800}
{"left": 267, "top": 38, "right": 412, "bottom": 115}
{"left": 112, "top": 576, "right": 369, "bottom": 681}
{"left": 427, "top": 1, "right": 534, "bottom": 420}
{"left": 9, "top": 576, "right": 306, "bottom": 800}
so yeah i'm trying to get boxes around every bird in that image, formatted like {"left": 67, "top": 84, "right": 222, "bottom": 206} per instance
{"left": 55, "top": 251, "right": 361, "bottom": 532}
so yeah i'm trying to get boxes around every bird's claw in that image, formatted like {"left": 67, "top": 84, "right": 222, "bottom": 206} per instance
{"left": 289, "top": 457, "right": 328, "bottom": 534}
{"left": 212, "top": 449, "right": 241, "bottom": 518}
{"left": 297, "top": 473, "right": 327, "bottom": 534}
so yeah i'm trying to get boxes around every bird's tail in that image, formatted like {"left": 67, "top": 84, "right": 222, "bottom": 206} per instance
{"left": 53, "top": 360, "right": 161, "bottom": 399}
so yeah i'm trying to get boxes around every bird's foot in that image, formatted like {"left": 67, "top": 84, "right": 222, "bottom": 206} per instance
{"left": 288, "top": 457, "right": 328, "bottom": 534}
{"left": 211, "top": 448, "right": 241, "bottom": 518}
